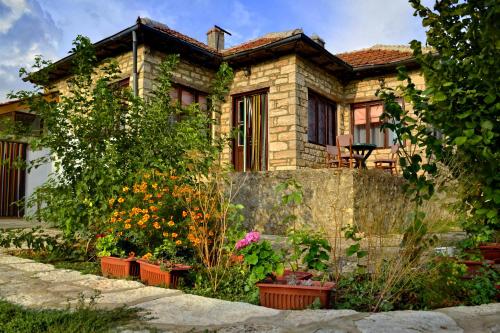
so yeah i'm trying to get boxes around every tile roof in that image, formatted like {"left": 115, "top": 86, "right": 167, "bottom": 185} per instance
{"left": 222, "top": 29, "right": 303, "bottom": 55}
{"left": 336, "top": 46, "right": 414, "bottom": 68}
{"left": 139, "top": 18, "right": 219, "bottom": 55}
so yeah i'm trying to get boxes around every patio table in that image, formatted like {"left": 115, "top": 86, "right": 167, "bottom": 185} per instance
{"left": 352, "top": 143, "right": 377, "bottom": 169}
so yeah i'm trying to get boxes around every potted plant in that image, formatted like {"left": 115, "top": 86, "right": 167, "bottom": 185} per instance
{"left": 96, "top": 234, "right": 139, "bottom": 278}
{"left": 478, "top": 231, "right": 500, "bottom": 263}
{"left": 137, "top": 238, "right": 191, "bottom": 288}
{"left": 237, "top": 230, "right": 335, "bottom": 310}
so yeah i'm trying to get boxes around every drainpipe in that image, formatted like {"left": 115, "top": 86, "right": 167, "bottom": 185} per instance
{"left": 132, "top": 30, "right": 138, "bottom": 97}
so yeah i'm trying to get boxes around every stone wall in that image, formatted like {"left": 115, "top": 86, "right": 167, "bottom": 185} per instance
{"left": 142, "top": 48, "right": 216, "bottom": 98}
{"left": 219, "top": 54, "right": 299, "bottom": 171}
{"left": 231, "top": 168, "right": 413, "bottom": 240}
{"left": 232, "top": 169, "right": 354, "bottom": 237}
{"left": 343, "top": 70, "right": 426, "bottom": 167}
{"left": 295, "top": 56, "right": 347, "bottom": 168}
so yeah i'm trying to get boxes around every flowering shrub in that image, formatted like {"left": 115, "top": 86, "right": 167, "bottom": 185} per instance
{"left": 235, "top": 231, "right": 260, "bottom": 250}
{"left": 106, "top": 170, "right": 192, "bottom": 260}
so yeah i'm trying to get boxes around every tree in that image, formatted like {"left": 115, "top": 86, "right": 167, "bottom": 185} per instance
{"left": 9, "top": 36, "right": 234, "bottom": 238}
{"left": 378, "top": 0, "right": 499, "bottom": 245}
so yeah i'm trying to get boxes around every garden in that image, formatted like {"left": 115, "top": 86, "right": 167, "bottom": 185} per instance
{"left": 0, "top": 0, "right": 499, "bottom": 317}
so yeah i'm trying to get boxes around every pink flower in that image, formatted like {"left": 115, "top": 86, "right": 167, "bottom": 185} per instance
{"left": 235, "top": 231, "right": 260, "bottom": 250}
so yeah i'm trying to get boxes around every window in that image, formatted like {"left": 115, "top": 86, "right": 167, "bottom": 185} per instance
{"left": 351, "top": 101, "right": 398, "bottom": 148}
{"left": 307, "top": 91, "right": 337, "bottom": 145}
{"left": 169, "top": 84, "right": 208, "bottom": 111}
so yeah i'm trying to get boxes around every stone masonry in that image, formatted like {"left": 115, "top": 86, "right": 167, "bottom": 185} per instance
{"left": 47, "top": 43, "right": 427, "bottom": 171}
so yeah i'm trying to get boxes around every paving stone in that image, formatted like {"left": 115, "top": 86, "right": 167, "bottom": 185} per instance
{"left": 34, "top": 270, "right": 101, "bottom": 282}
{"left": 3, "top": 289, "right": 64, "bottom": 307}
{"left": 0, "top": 255, "right": 34, "bottom": 264}
{"left": 95, "top": 286, "right": 181, "bottom": 306}
{"left": 355, "top": 310, "right": 463, "bottom": 333}
{"left": 437, "top": 303, "right": 500, "bottom": 333}
{"left": 73, "top": 277, "right": 144, "bottom": 291}
{"left": 8, "top": 262, "right": 55, "bottom": 272}
{"left": 134, "top": 294, "right": 281, "bottom": 327}
{"left": 283, "top": 309, "right": 358, "bottom": 327}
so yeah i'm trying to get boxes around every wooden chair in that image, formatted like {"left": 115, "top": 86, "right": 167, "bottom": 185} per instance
{"left": 336, "top": 134, "right": 363, "bottom": 168}
{"left": 325, "top": 145, "right": 340, "bottom": 168}
{"left": 374, "top": 144, "right": 399, "bottom": 175}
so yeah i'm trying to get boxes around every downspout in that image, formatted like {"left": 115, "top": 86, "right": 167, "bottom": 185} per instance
{"left": 132, "top": 30, "right": 138, "bottom": 97}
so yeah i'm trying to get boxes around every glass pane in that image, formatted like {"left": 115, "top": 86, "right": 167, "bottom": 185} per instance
{"left": 169, "top": 88, "right": 178, "bottom": 103}
{"left": 318, "top": 102, "right": 326, "bottom": 145}
{"left": 238, "top": 100, "right": 244, "bottom": 146}
{"left": 327, "top": 104, "right": 336, "bottom": 145}
{"left": 354, "top": 125, "right": 366, "bottom": 143}
{"left": 353, "top": 107, "right": 366, "bottom": 125}
{"left": 371, "top": 124, "right": 385, "bottom": 147}
{"left": 181, "top": 90, "right": 195, "bottom": 106}
{"left": 370, "top": 104, "right": 384, "bottom": 123}
{"left": 198, "top": 95, "right": 208, "bottom": 111}
{"left": 308, "top": 98, "right": 317, "bottom": 142}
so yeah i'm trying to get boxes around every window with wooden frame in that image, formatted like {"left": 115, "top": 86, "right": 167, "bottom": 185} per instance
{"left": 351, "top": 100, "right": 399, "bottom": 148}
{"left": 169, "top": 84, "right": 208, "bottom": 111}
{"left": 307, "top": 90, "right": 337, "bottom": 146}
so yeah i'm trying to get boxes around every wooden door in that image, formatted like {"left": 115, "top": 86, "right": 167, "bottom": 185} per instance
{"left": 0, "top": 141, "right": 27, "bottom": 217}
{"left": 232, "top": 91, "right": 268, "bottom": 171}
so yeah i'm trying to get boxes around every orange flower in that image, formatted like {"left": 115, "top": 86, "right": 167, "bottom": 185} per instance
{"left": 171, "top": 232, "right": 178, "bottom": 238}
{"left": 168, "top": 220, "right": 175, "bottom": 227}
{"left": 124, "top": 219, "right": 131, "bottom": 224}
{"left": 208, "top": 230, "right": 214, "bottom": 237}
{"left": 149, "top": 205, "right": 158, "bottom": 212}
{"left": 138, "top": 220, "right": 145, "bottom": 226}
{"left": 152, "top": 183, "right": 158, "bottom": 190}
{"left": 113, "top": 211, "right": 119, "bottom": 217}
{"left": 108, "top": 198, "right": 115, "bottom": 206}
{"left": 142, "top": 252, "right": 152, "bottom": 260}
{"left": 117, "top": 197, "right": 125, "bottom": 203}
{"left": 153, "top": 222, "right": 161, "bottom": 229}
{"left": 122, "top": 186, "right": 129, "bottom": 193}
{"left": 182, "top": 211, "right": 188, "bottom": 218}
{"left": 110, "top": 217, "right": 116, "bottom": 223}
{"left": 162, "top": 232, "right": 169, "bottom": 237}
{"left": 189, "top": 225, "right": 195, "bottom": 231}
{"left": 124, "top": 223, "right": 131, "bottom": 229}
{"left": 175, "top": 240, "right": 182, "bottom": 245}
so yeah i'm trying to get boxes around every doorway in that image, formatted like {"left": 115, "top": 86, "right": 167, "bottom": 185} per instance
{"left": 232, "top": 90, "right": 268, "bottom": 171}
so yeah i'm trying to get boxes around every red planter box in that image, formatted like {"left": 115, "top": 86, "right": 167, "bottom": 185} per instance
{"left": 100, "top": 256, "right": 139, "bottom": 278}
{"left": 479, "top": 243, "right": 500, "bottom": 263}
{"left": 137, "top": 260, "right": 190, "bottom": 288}
{"left": 460, "top": 259, "right": 494, "bottom": 279}
{"left": 257, "top": 281, "right": 335, "bottom": 310}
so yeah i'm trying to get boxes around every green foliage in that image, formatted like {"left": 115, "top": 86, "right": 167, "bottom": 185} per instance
{"left": 342, "top": 224, "right": 368, "bottom": 259}
{"left": 10, "top": 35, "right": 234, "bottom": 242}
{"left": 182, "top": 264, "right": 257, "bottom": 304}
{"left": 0, "top": 297, "right": 139, "bottom": 333}
{"left": 287, "top": 229, "right": 331, "bottom": 272}
{"left": 238, "top": 240, "right": 285, "bottom": 289}
{"left": 378, "top": 0, "right": 499, "bottom": 244}
{"left": 95, "top": 234, "right": 124, "bottom": 258}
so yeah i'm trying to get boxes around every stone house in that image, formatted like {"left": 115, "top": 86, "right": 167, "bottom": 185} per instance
{"left": 42, "top": 17, "right": 426, "bottom": 172}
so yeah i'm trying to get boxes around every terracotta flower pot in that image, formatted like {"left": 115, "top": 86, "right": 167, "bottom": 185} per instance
{"left": 479, "top": 243, "right": 500, "bottom": 263}
{"left": 257, "top": 280, "right": 335, "bottom": 310}
{"left": 137, "top": 259, "right": 190, "bottom": 288}
{"left": 460, "top": 259, "right": 494, "bottom": 278}
{"left": 100, "top": 256, "right": 139, "bottom": 278}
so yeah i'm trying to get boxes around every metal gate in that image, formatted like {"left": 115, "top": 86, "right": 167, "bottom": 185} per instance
{"left": 0, "top": 141, "right": 27, "bottom": 217}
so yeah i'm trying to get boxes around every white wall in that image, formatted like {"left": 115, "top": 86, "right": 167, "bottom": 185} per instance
{"left": 25, "top": 147, "right": 52, "bottom": 216}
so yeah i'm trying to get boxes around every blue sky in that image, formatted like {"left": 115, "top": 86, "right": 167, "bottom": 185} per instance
{"left": 0, "top": 0, "right": 432, "bottom": 102}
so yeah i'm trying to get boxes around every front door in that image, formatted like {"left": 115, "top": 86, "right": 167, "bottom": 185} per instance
{"left": 232, "top": 91, "right": 268, "bottom": 171}
{"left": 0, "top": 141, "right": 27, "bottom": 217}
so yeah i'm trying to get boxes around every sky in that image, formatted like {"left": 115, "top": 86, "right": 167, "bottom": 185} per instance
{"left": 0, "top": 0, "right": 432, "bottom": 102}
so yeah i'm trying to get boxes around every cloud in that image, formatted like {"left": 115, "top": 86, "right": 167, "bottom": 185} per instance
{"left": 0, "top": 0, "right": 62, "bottom": 102}
{"left": 0, "top": 0, "right": 29, "bottom": 33}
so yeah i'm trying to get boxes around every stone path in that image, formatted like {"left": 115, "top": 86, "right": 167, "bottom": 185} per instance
{"left": 0, "top": 252, "right": 499, "bottom": 333}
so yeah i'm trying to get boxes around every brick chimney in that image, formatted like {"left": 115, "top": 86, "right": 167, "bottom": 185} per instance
{"left": 311, "top": 34, "right": 325, "bottom": 48}
{"left": 207, "top": 25, "right": 230, "bottom": 51}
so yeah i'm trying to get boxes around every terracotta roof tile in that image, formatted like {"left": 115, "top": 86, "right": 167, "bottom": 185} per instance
{"left": 222, "top": 37, "right": 282, "bottom": 55}
{"left": 139, "top": 18, "right": 220, "bottom": 55}
{"left": 336, "top": 47, "right": 413, "bottom": 68}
